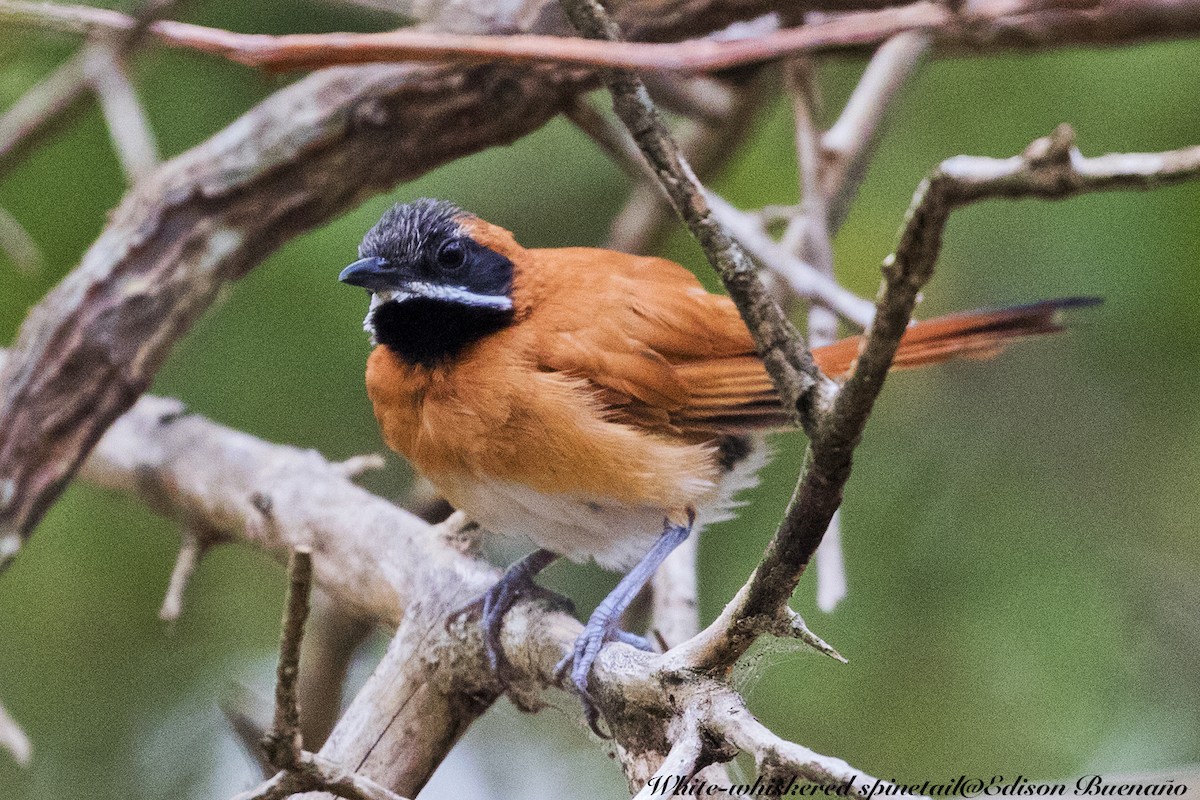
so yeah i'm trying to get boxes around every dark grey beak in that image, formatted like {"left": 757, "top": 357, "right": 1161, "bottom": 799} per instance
{"left": 338, "top": 257, "right": 391, "bottom": 290}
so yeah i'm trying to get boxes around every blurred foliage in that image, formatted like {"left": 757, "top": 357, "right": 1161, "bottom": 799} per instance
{"left": 2, "top": 2, "right": 1200, "bottom": 798}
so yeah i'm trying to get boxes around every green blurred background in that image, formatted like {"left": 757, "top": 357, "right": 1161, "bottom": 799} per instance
{"left": 2, "top": 2, "right": 1199, "bottom": 798}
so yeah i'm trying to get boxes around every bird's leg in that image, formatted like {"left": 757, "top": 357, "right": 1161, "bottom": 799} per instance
{"left": 451, "top": 548, "right": 568, "bottom": 677}
{"left": 557, "top": 513, "right": 693, "bottom": 736}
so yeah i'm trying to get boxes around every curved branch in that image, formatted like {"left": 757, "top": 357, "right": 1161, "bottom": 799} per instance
{"left": 5, "top": 0, "right": 1199, "bottom": 74}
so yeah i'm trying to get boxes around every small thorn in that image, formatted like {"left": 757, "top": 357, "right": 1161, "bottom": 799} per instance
{"left": 774, "top": 607, "right": 846, "bottom": 663}
{"left": 159, "top": 527, "right": 209, "bottom": 622}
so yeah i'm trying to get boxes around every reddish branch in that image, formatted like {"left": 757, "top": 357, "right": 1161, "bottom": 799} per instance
{"left": 4, "top": 0, "right": 1200, "bottom": 74}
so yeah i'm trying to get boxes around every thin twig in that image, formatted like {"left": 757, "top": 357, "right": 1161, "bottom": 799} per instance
{"left": 559, "top": 0, "right": 836, "bottom": 435}
{"left": 778, "top": 34, "right": 930, "bottom": 611}
{"left": 84, "top": 42, "right": 160, "bottom": 183}
{"left": 0, "top": 0, "right": 176, "bottom": 181}
{"left": 0, "top": 50, "right": 90, "bottom": 180}
{"left": 264, "top": 547, "right": 314, "bottom": 770}
{"left": 158, "top": 524, "right": 208, "bottom": 621}
{"left": 331, "top": 454, "right": 386, "bottom": 478}
{"left": 640, "top": 73, "right": 738, "bottom": 126}
{"left": 232, "top": 548, "right": 404, "bottom": 800}
{"left": 564, "top": 96, "right": 654, "bottom": 184}
{"left": 606, "top": 74, "right": 767, "bottom": 255}
{"left": 820, "top": 31, "right": 930, "bottom": 231}
{"left": 705, "top": 191, "right": 876, "bottom": 326}
{"left": 788, "top": 59, "right": 854, "bottom": 614}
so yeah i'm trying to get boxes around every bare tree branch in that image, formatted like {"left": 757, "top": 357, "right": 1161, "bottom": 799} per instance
{"left": 606, "top": 74, "right": 767, "bottom": 256}
{"left": 0, "top": 0, "right": 803, "bottom": 571}
{"left": 229, "top": 548, "right": 416, "bottom": 800}
{"left": 84, "top": 42, "right": 160, "bottom": 183}
{"left": 0, "top": 341, "right": 894, "bottom": 797}
{"left": 0, "top": 0, "right": 176, "bottom": 182}
{"left": 0, "top": 50, "right": 90, "bottom": 179}
{"left": 676, "top": 124, "right": 1200, "bottom": 672}
{"left": 560, "top": 0, "right": 839, "bottom": 440}
{"left": 786, "top": 57, "right": 849, "bottom": 612}
{"left": 8, "top": 0, "right": 1198, "bottom": 74}
{"left": 704, "top": 191, "right": 876, "bottom": 326}
{"left": 819, "top": 31, "right": 930, "bottom": 231}
{"left": 263, "top": 548, "right": 314, "bottom": 771}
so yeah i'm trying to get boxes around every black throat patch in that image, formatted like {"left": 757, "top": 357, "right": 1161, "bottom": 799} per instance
{"left": 370, "top": 298, "right": 514, "bottom": 368}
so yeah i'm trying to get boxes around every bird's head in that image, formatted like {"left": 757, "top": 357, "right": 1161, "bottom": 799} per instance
{"left": 341, "top": 199, "right": 517, "bottom": 366}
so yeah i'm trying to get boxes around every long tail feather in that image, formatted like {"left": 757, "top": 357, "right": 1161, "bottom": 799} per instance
{"left": 813, "top": 297, "right": 1101, "bottom": 380}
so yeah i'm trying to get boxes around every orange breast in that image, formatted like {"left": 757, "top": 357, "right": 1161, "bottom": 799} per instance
{"left": 365, "top": 332, "right": 719, "bottom": 512}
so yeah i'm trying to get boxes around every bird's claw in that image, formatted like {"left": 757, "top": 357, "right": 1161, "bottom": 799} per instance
{"left": 450, "top": 568, "right": 573, "bottom": 680}
{"left": 554, "top": 616, "right": 656, "bottom": 738}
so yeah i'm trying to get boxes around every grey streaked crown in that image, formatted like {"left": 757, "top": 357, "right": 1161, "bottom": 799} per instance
{"left": 358, "top": 199, "right": 471, "bottom": 263}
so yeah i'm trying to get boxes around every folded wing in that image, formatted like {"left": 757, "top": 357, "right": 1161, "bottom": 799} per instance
{"left": 531, "top": 248, "right": 1094, "bottom": 436}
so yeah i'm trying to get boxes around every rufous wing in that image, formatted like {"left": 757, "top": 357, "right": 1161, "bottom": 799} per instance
{"left": 672, "top": 297, "right": 1099, "bottom": 434}
{"left": 530, "top": 247, "right": 1095, "bottom": 436}
{"left": 532, "top": 248, "right": 760, "bottom": 429}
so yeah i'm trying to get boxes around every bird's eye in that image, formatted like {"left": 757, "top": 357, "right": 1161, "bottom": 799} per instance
{"left": 437, "top": 240, "right": 467, "bottom": 271}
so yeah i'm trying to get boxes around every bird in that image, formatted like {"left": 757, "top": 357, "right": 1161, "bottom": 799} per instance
{"left": 339, "top": 198, "right": 1095, "bottom": 733}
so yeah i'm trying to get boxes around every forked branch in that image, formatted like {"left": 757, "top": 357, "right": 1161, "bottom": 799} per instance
{"left": 677, "top": 123, "right": 1200, "bottom": 672}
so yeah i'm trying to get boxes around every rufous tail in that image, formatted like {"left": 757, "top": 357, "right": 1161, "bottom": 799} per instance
{"left": 812, "top": 297, "right": 1101, "bottom": 380}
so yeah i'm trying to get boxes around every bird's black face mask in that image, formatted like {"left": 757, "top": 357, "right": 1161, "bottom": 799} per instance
{"left": 340, "top": 199, "right": 516, "bottom": 367}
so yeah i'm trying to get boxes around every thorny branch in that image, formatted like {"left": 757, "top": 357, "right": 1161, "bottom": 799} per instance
{"left": 676, "top": 123, "right": 1200, "bottom": 672}
{"left": 0, "top": 348, "right": 895, "bottom": 797}
{"left": 785, "top": 57, "right": 848, "bottom": 611}
{"left": 5, "top": 0, "right": 1200, "bottom": 796}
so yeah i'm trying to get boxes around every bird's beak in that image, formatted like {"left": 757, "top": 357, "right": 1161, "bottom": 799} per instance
{"left": 338, "top": 257, "right": 391, "bottom": 291}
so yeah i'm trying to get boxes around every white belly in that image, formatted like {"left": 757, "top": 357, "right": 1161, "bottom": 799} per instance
{"left": 437, "top": 436, "right": 770, "bottom": 572}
